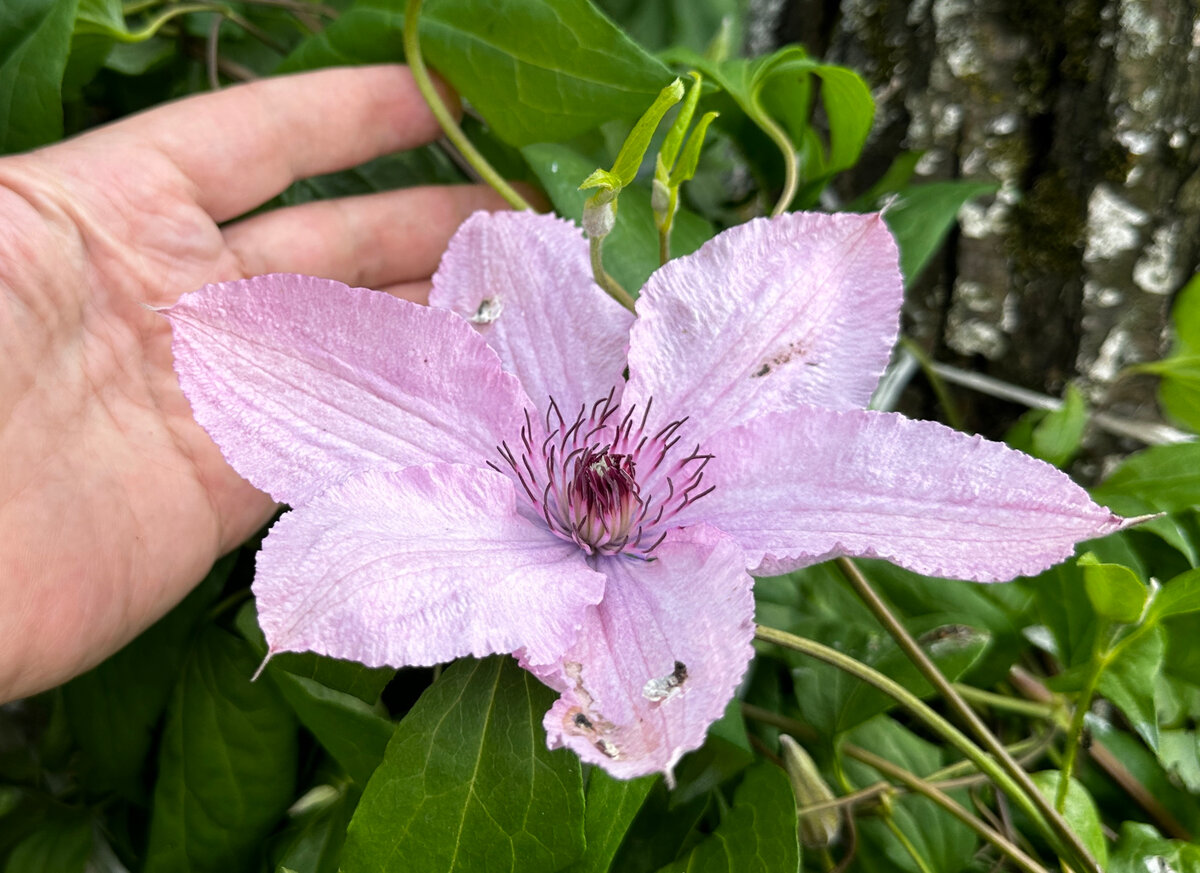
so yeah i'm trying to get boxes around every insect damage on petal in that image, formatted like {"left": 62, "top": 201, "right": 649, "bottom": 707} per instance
{"left": 642, "top": 660, "right": 688, "bottom": 702}
{"left": 470, "top": 296, "right": 503, "bottom": 324}
{"left": 750, "top": 339, "right": 818, "bottom": 379}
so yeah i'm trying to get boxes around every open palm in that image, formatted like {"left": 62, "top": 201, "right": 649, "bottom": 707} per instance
{"left": 0, "top": 66, "right": 508, "bottom": 701}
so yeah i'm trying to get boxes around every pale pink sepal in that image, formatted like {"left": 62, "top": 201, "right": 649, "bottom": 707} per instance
{"left": 164, "top": 275, "right": 528, "bottom": 506}
{"left": 624, "top": 212, "right": 902, "bottom": 441}
{"left": 253, "top": 464, "right": 605, "bottom": 667}
{"left": 694, "top": 407, "right": 1132, "bottom": 582}
{"left": 537, "top": 526, "right": 754, "bottom": 782}
{"left": 430, "top": 211, "right": 634, "bottom": 419}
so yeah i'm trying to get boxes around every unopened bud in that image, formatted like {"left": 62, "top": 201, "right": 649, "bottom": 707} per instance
{"left": 780, "top": 734, "right": 841, "bottom": 848}
{"left": 651, "top": 177, "right": 671, "bottom": 215}
{"left": 582, "top": 191, "right": 617, "bottom": 239}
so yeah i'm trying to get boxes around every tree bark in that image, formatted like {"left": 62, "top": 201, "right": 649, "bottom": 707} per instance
{"left": 779, "top": 0, "right": 1200, "bottom": 452}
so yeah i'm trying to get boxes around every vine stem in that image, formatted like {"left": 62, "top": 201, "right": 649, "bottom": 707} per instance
{"left": 757, "top": 110, "right": 798, "bottom": 217}
{"left": 589, "top": 237, "right": 636, "bottom": 313}
{"left": 742, "top": 702, "right": 1052, "bottom": 812}
{"left": 403, "top": 0, "right": 532, "bottom": 211}
{"left": 754, "top": 624, "right": 1074, "bottom": 867}
{"left": 951, "top": 683, "right": 1062, "bottom": 721}
{"left": 848, "top": 746, "right": 1051, "bottom": 873}
{"left": 833, "top": 557, "right": 1103, "bottom": 873}
{"left": 1056, "top": 665, "right": 1103, "bottom": 811}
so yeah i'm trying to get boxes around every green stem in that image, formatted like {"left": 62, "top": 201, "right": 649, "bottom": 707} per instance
{"left": 1056, "top": 665, "right": 1103, "bottom": 811}
{"left": 1056, "top": 623, "right": 1151, "bottom": 811}
{"left": 589, "top": 236, "right": 636, "bottom": 312}
{"left": 743, "top": 701, "right": 1052, "bottom": 821}
{"left": 403, "top": 0, "right": 532, "bottom": 211}
{"left": 899, "top": 337, "right": 965, "bottom": 431}
{"left": 882, "top": 811, "right": 937, "bottom": 873}
{"left": 755, "top": 624, "right": 1064, "bottom": 862}
{"left": 952, "top": 683, "right": 1062, "bottom": 721}
{"left": 849, "top": 746, "right": 1051, "bottom": 873}
{"left": 756, "top": 109, "right": 798, "bottom": 217}
{"left": 833, "top": 557, "right": 1103, "bottom": 873}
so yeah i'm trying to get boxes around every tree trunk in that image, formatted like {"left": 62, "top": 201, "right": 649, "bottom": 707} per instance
{"left": 778, "top": 0, "right": 1200, "bottom": 455}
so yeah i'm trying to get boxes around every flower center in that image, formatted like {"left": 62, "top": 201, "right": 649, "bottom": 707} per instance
{"left": 492, "top": 391, "right": 714, "bottom": 557}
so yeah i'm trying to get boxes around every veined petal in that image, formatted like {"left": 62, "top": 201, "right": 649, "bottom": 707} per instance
{"left": 694, "top": 407, "right": 1133, "bottom": 582}
{"left": 164, "top": 274, "right": 528, "bottom": 506}
{"left": 537, "top": 526, "right": 754, "bottom": 782}
{"left": 254, "top": 464, "right": 605, "bottom": 668}
{"left": 625, "top": 212, "right": 902, "bottom": 441}
{"left": 430, "top": 211, "right": 634, "bottom": 420}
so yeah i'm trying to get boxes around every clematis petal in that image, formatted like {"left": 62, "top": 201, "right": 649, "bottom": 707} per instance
{"left": 254, "top": 464, "right": 606, "bottom": 668}
{"left": 693, "top": 407, "right": 1133, "bottom": 582}
{"left": 625, "top": 212, "right": 902, "bottom": 441}
{"left": 536, "top": 525, "right": 754, "bottom": 782}
{"left": 165, "top": 274, "right": 528, "bottom": 506}
{"left": 430, "top": 211, "right": 634, "bottom": 419}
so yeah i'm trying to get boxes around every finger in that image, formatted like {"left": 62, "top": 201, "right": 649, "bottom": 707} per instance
{"left": 94, "top": 65, "right": 455, "bottom": 222}
{"left": 379, "top": 279, "right": 432, "bottom": 304}
{"left": 222, "top": 184, "right": 512, "bottom": 289}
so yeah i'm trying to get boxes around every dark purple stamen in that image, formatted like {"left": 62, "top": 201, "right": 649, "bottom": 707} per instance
{"left": 494, "top": 393, "right": 714, "bottom": 557}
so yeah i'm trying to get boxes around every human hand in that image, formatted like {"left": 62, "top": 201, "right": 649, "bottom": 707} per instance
{"left": 0, "top": 65, "right": 511, "bottom": 702}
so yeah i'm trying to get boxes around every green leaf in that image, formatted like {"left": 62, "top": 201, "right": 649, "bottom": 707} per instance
{"left": 344, "top": 657, "right": 584, "bottom": 873}
{"left": 609, "top": 783, "right": 711, "bottom": 873}
{"left": 523, "top": 142, "right": 714, "bottom": 292}
{"left": 882, "top": 180, "right": 999, "bottom": 286}
{"left": 61, "top": 555, "right": 231, "bottom": 801}
{"left": 235, "top": 604, "right": 393, "bottom": 785}
{"left": 565, "top": 770, "right": 655, "bottom": 873}
{"left": 658, "top": 763, "right": 799, "bottom": 873}
{"left": 669, "top": 699, "right": 754, "bottom": 806}
{"left": 235, "top": 602, "right": 393, "bottom": 705}
{"left": 2, "top": 809, "right": 92, "bottom": 873}
{"left": 1093, "top": 441, "right": 1200, "bottom": 514}
{"left": 1030, "top": 772, "right": 1108, "bottom": 868}
{"left": 662, "top": 46, "right": 873, "bottom": 202}
{"left": 1109, "top": 823, "right": 1200, "bottom": 873}
{"left": 1135, "top": 273, "right": 1200, "bottom": 432}
{"left": 842, "top": 717, "right": 976, "bottom": 873}
{"left": 1086, "top": 718, "right": 1200, "bottom": 836}
{"left": 1098, "top": 626, "right": 1165, "bottom": 750}
{"left": 1005, "top": 383, "right": 1089, "bottom": 467}
{"left": 0, "top": 0, "right": 81, "bottom": 152}
{"left": 1092, "top": 442, "right": 1200, "bottom": 562}
{"left": 268, "top": 672, "right": 393, "bottom": 786}
{"left": 846, "top": 150, "right": 924, "bottom": 210}
{"left": 1150, "top": 567, "right": 1200, "bottom": 621}
{"left": 103, "top": 36, "right": 173, "bottom": 75}
{"left": 144, "top": 626, "right": 299, "bottom": 873}
{"left": 594, "top": 0, "right": 741, "bottom": 54}
{"left": 280, "top": 149, "right": 464, "bottom": 209}
{"left": 1158, "top": 728, "right": 1200, "bottom": 792}
{"left": 777, "top": 61, "right": 872, "bottom": 181}
{"left": 272, "top": 785, "right": 357, "bottom": 873}
{"left": 1079, "top": 553, "right": 1147, "bottom": 624}
{"left": 280, "top": 0, "right": 672, "bottom": 146}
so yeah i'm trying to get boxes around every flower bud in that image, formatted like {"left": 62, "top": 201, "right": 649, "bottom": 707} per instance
{"left": 779, "top": 734, "right": 841, "bottom": 848}
{"left": 582, "top": 190, "right": 617, "bottom": 239}
{"left": 652, "top": 176, "right": 670, "bottom": 216}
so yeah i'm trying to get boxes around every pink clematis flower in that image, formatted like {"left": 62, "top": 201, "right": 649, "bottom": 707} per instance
{"left": 164, "top": 210, "right": 1131, "bottom": 781}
